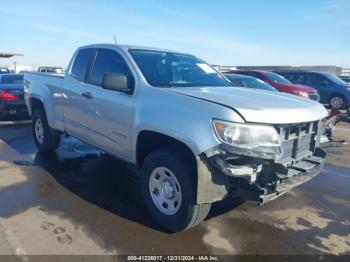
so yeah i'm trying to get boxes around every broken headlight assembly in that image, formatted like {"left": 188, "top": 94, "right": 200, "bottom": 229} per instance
{"left": 213, "top": 120, "right": 283, "bottom": 160}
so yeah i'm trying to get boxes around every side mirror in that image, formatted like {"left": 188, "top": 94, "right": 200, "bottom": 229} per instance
{"left": 101, "top": 73, "right": 133, "bottom": 93}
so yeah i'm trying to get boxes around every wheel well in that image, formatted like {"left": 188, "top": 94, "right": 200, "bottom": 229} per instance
{"left": 136, "top": 131, "right": 197, "bottom": 170}
{"left": 30, "top": 98, "right": 45, "bottom": 115}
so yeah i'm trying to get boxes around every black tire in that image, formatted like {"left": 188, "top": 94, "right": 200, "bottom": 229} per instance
{"left": 329, "top": 94, "right": 347, "bottom": 110}
{"left": 141, "top": 149, "right": 211, "bottom": 233}
{"left": 32, "top": 109, "right": 60, "bottom": 152}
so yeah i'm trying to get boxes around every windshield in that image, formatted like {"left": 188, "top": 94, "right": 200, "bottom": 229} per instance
{"left": 0, "top": 74, "right": 23, "bottom": 84}
{"left": 129, "top": 49, "right": 231, "bottom": 87}
{"left": 226, "top": 75, "right": 278, "bottom": 92}
{"left": 265, "top": 72, "right": 292, "bottom": 84}
{"left": 325, "top": 73, "right": 348, "bottom": 85}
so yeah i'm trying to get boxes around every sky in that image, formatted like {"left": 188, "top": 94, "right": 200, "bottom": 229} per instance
{"left": 0, "top": 0, "right": 349, "bottom": 68}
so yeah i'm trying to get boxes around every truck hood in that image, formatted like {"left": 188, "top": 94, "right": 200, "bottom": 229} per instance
{"left": 167, "top": 86, "right": 328, "bottom": 124}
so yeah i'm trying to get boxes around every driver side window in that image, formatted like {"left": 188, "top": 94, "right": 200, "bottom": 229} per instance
{"left": 89, "top": 49, "right": 134, "bottom": 89}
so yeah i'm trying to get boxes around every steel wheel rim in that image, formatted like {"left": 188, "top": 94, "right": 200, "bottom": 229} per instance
{"left": 331, "top": 96, "right": 343, "bottom": 109}
{"left": 149, "top": 167, "right": 182, "bottom": 215}
{"left": 35, "top": 119, "right": 44, "bottom": 144}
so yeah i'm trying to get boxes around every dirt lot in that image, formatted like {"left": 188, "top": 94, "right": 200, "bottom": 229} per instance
{"left": 0, "top": 119, "right": 349, "bottom": 260}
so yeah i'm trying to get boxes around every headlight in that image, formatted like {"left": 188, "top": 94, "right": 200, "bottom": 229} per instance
{"left": 292, "top": 90, "right": 309, "bottom": 98}
{"left": 213, "top": 120, "right": 282, "bottom": 160}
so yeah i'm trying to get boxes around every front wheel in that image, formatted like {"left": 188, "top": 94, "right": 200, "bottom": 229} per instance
{"left": 329, "top": 94, "right": 347, "bottom": 110}
{"left": 32, "top": 109, "right": 60, "bottom": 152}
{"left": 141, "top": 149, "right": 211, "bottom": 233}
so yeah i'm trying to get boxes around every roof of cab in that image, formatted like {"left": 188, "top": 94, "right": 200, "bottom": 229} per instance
{"left": 77, "top": 43, "right": 193, "bottom": 56}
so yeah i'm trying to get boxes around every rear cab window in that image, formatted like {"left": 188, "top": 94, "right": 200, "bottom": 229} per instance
{"left": 70, "top": 48, "right": 96, "bottom": 82}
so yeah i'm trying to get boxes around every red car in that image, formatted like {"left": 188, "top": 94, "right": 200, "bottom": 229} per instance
{"left": 229, "top": 70, "right": 320, "bottom": 102}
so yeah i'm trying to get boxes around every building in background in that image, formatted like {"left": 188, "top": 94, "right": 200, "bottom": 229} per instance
{"left": 297, "top": 66, "right": 343, "bottom": 76}
{"left": 342, "top": 68, "right": 350, "bottom": 76}
{"left": 9, "top": 65, "right": 35, "bottom": 73}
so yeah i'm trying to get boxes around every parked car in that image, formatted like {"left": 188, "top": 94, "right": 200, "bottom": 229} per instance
{"left": 228, "top": 70, "right": 320, "bottom": 102}
{"left": 0, "top": 67, "right": 11, "bottom": 74}
{"left": 25, "top": 44, "right": 327, "bottom": 232}
{"left": 339, "top": 75, "right": 350, "bottom": 84}
{"left": 275, "top": 70, "right": 350, "bottom": 109}
{"left": 0, "top": 74, "right": 28, "bottom": 119}
{"left": 224, "top": 73, "right": 278, "bottom": 92}
{"left": 37, "top": 67, "right": 64, "bottom": 74}
{"left": 224, "top": 73, "right": 333, "bottom": 140}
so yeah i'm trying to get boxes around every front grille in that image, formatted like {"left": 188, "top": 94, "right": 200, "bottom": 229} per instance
{"left": 275, "top": 121, "right": 321, "bottom": 164}
{"left": 309, "top": 92, "right": 320, "bottom": 101}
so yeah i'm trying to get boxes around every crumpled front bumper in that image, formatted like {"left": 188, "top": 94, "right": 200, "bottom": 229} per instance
{"left": 210, "top": 147, "right": 326, "bottom": 205}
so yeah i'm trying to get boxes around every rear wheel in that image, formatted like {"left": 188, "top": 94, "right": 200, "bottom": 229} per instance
{"left": 141, "top": 149, "right": 211, "bottom": 232}
{"left": 329, "top": 94, "right": 347, "bottom": 110}
{"left": 32, "top": 109, "right": 60, "bottom": 152}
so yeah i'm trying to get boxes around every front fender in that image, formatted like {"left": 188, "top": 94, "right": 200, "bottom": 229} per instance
{"left": 132, "top": 87, "right": 244, "bottom": 161}
{"left": 132, "top": 87, "right": 244, "bottom": 204}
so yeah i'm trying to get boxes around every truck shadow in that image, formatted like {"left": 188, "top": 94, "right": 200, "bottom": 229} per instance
{"left": 32, "top": 151, "right": 243, "bottom": 232}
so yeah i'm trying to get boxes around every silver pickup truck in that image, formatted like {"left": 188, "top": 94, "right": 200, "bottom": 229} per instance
{"left": 24, "top": 44, "right": 328, "bottom": 232}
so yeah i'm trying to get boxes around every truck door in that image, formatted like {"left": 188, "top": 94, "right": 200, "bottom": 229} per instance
{"left": 62, "top": 48, "right": 96, "bottom": 140}
{"left": 79, "top": 48, "right": 135, "bottom": 160}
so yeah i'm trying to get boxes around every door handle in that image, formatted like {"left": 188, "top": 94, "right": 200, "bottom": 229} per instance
{"left": 82, "top": 92, "right": 93, "bottom": 99}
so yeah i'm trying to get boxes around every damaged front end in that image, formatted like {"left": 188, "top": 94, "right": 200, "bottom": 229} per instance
{"left": 200, "top": 120, "right": 326, "bottom": 205}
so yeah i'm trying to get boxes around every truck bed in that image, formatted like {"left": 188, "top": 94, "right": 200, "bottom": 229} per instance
{"left": 24, "top": 72, "right": 65, "bottom": 130}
